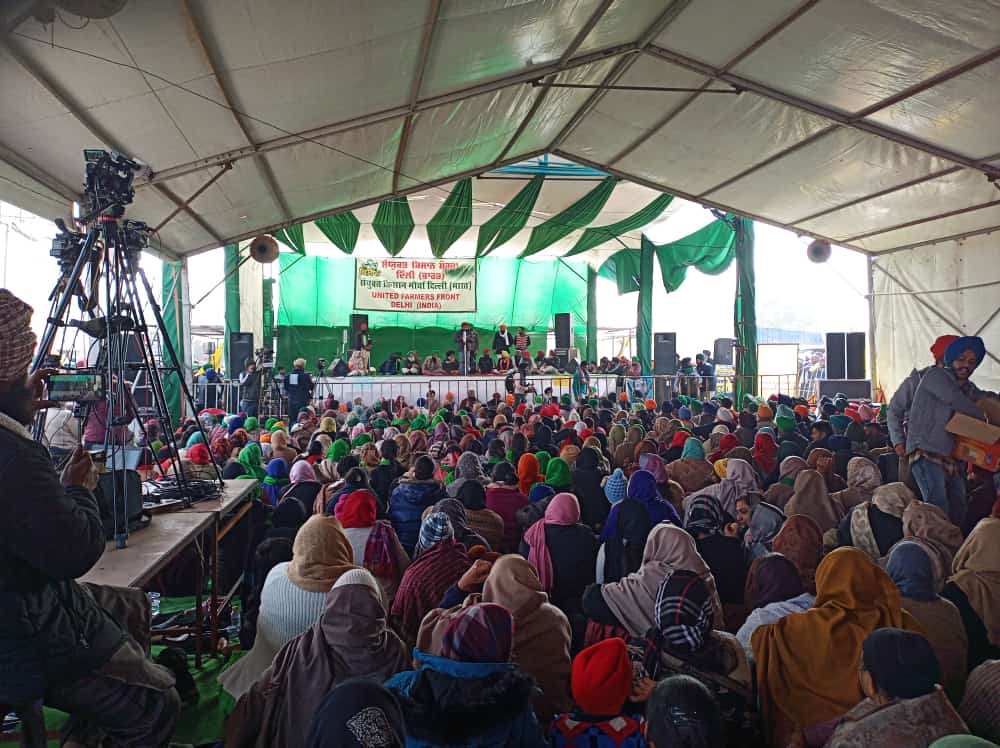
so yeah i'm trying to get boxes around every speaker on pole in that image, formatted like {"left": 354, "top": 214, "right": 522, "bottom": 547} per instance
{"left": 554, "top": 313, "right": 572, "bottom": 349}
{"left": 846, "top": 332, "right": 866, "bottom": 379}
{"left": 228, "top": 332, "right": 254, "bottom": 375}
{"left": 653, "top": 332, "right": 677, "bottom": 375}
{"left": 713, "top": 338, "right": 736, "bottom": 366}
{"left": 825, "top": 332, "right": 846, "bottom": 380}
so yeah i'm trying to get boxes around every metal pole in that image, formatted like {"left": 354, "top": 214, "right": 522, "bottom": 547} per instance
{"left": 866, "top": 254, "right": 879, "bottom": 397}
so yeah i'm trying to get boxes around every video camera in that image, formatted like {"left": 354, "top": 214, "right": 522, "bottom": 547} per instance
{"left": 81, "top": 149, "right": 143, "bottom": 219}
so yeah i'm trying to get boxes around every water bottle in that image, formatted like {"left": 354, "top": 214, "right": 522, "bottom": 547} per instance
{"left": 227, "top": 600, "right": 241, "bottom": 639}
{"left": 147, "top": 591, "right": 161, "bottom": 617}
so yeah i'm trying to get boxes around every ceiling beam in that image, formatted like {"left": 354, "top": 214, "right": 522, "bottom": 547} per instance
{"left": 393, "top": 0, "right": 441, "bottom": 193}
{"left": 0, "top": 138, "right": 79, "bottom": 204}
{"left": 177, "top": 148, "right": 549, "bottom": 257}
{"left": 141, "top": 42, "right": 636, "bottom": 187}
{"left": 645, "top": 44, "right": 1000, "bottom": 180}
{"left": 609, "top": 0, "right": 823, "bottom": 166}
{"left": 843, "top": 199, "right": 1000, "bottom": 244}
{"left": 873, "top": 223, "right": 1000, "bottom": 256}
{"left": 153, "top": 161, "right": 232, "bottom": 234}
{"left": 180, "top": 0, "right": 291, "bottom": 221}
{"left": 0, "top": 36, "right": 225, "bottom": 243}
{"left": 548, "top": 0, "right": 695, "bottom": 153}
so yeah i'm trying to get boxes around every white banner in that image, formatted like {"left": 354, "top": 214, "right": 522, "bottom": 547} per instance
{"left": 354, "top": 258, "right": 476, "bottom": 312}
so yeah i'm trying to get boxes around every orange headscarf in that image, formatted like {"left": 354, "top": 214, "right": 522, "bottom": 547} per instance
{"left": 517, "top": 453, "right": 543, "bottom": 496}
{"left": 751, "top": 547, "right": 921, "bottom": 742}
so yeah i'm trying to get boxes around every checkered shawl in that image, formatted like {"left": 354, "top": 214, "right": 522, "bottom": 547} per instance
{"left": 0, "top": 289, "right": 36, "bottom": 381}
{"left": 652, "top": 569, "right": 714, "bottom": 655}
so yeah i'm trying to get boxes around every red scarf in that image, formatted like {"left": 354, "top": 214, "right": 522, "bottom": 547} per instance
{"left": 335, "top": 489, "right": 377, "bottom": 529}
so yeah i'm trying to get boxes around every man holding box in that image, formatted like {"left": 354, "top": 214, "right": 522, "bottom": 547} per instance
{"left": 906, "top": 335, "right": 996, "bottom": 523}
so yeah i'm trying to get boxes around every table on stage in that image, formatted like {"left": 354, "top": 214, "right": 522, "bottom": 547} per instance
{"left": 79, "top": 478, "right": 258, "bottom": 666}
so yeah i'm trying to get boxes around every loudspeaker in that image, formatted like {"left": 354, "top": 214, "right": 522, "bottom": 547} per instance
{"left": 846, "top": 332, "right": 866, "bottom": 379}
{"left": 350, "top": 314, "right": 369, "bottom": 347}
{"left": 653, "top": 332, "right": 677, "bottom": 375}
{"left": 554, "top": 313, "right": 572, "bottom": 349}
{"left": 818, "top": 379, "right": 872, "bottom": 400}
{"left": 713, "top": 338, "right": 736, "bottom": 366}
{"left": 228, "top": 332, "right": 254, "bottom": 375}
{"left": 96, "top": 469, "right": 147, "bottom": 539}
{"left": 825, "top": 332, "right": 846, "bottom": 379}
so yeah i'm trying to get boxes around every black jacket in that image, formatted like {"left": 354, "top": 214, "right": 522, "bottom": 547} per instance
{"left": 520, "top": 524, "right": 598, "bottom": 617}
{"left": 0, "top": 423, "right": 124, "bottom": 702}
{"left": 284, "top": 367, "right": 313, "bottom": 409}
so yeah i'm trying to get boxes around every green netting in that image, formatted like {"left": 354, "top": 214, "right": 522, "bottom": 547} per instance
{"left": 277, "top": 254, "right": 588, "bottom": 367}
{"left": 653, "top": 218, "right": 736, "bottom": 292}
{"left": 521, "top": 176, "right": 617, "bottom": 257}
{"left": 314, "top": 213, "right": 360, "bottom": 254}
{"left": 273, "top": 224, "right": 305, "bottom": 255}
{"left": 597, "top": 249, "right": 642, "bottom": 294}
{"left": 564, "top": 193, "right": 674, "bottom": 257}
{"left": 372, "top": 197, "right": 415, "bottom": 256}
{"left": 734, "top": 216, "right": 757, "bottom": 401}
{"left": 263, "top": 277, "right": 275, "bottom": 351}
{"left": 161, "top": 260, "right": 185, "bottom": 422}
{"left": 427, "top": 177, "right": 473, "bottom": 258}
{"left": 477, "top": 175, "right": 544, "bottom": 256}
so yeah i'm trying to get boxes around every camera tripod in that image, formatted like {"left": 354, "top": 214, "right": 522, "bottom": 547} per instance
{"left": 33, "top": 151, "right": 222, "bottom": 548}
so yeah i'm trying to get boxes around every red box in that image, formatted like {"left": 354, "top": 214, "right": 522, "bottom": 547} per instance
{"left": 953, "top": 436, "right": 1000, "bottom": 472}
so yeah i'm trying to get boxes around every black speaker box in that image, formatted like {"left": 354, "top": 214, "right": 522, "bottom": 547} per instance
{"left": 846, "top": 332, "right": 866, "bottom": 379}
{"left": 713, "top": 338, "right": 736, "bottom": 366}
{"left": 818, "top": 379, "right": 872, "bottom": 400}
{"left": 653, "top": 332, "right": 677, "bottom": 375}
{"left": 825, "top": 332, "right": 847, "bottom": 380}
{"left": 228, "top": 332, "right": 254, "bottom": 375}
{"left": 554, "top": 313, "right": 572, "bottom": 349}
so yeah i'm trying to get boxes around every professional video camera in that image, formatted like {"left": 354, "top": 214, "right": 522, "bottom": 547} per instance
{"left": 81, "top": 148, "right": 142, "bottom": 220}
{"left": 254, "top": 347, "right": 274, "bottom": 368}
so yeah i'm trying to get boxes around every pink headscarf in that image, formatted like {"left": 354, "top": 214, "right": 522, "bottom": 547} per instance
{"left": 289, "top": 460, "right": 317, "bottom": 484}
{"left": 350, "top": 423, "right": 367, "bottom": 440}
{"left": 523, "top": 492, "right": 580, "bottom": 593}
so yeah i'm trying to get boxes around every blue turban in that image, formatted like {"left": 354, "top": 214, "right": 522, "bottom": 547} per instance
{"left": 944, "top": 335, "right": 985, "bottom": 368}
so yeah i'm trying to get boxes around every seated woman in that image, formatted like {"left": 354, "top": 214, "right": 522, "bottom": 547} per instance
{"left": 645, "top": 675, "right": 723, "bottom": 748}
{"left": 420, "top": 498, "right": 488, "bottom": 551}
{"left": 736, "top": 553, "right": 813, "bottom": 658}
{"left": 485, "top": 461, "right": 529, "bottom": 553}
{"left": 262, "top": 457, "right": 290, "bottom": 506}
{"left": 270, "top": 429, "right": 298, "bottom": 465}
{"left": 220, "top": 515, "right": 357, "bottom": 699}
{"left": 825, "top": 628, "right": 967, "bottom": 747}
{"left": 836, "top": 482, "right": 915, "bottom": 560}
{"left": 830, "top": 456, "right": 883, "bottom": 514}
{"left": 742, "top": 500, "right": 786, "bottom": 561}
{"left": 596, "top": 498, "right": 651, "bottom": 584}
{"left": 666, "top": 437, "right": 719, "bottom": 495}
{"left": 401, "top": 350, "right": 422, "bottom": 375}
{"left": 771, "top": 513, "right": 823, "bottom": 593}
{"left": 571, "top": 446, "right": 610, "bottom": 531}
{"left": 225, "top": 569, "right": 409, "bottom": 748}
{"left": 304, "top": 680, "right": 406, "bottom": 748}
{"left": 751, "top": 547, "right": 922, "bottom": 747}
{"left": 684, "top": 494, "right": 749, "bottom": 632}
{"left": 282, "top": 459, "right": 322, "bottom": 509}
{"left": 455, "top": 481, "right": 505, "bottom": 551}
{"left": 629, "top": 570, "right": 757, "bottom": 744}
{"left": 335, "top": 489, "right": 410, "bottom": 607}
{"left": 763, "top": 455, "right": 808, "bottom": 509}
{"left": 942, "top": 515, "right": 1000, "bottom": 670}
{"left": 441, "top": 350, "right": 460, "bottom": 374}
{"left": 386, "top": 603, "right": 544, "bottom": 747}
{"left": 783, "top": 469, "right": 841, "bottom": 534}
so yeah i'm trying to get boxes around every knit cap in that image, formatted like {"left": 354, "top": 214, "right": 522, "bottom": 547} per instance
{"left": 604, "top": 468, "right": 627, "bottom": 504}
{"left": 0, "top": 289, "right": 36, "bottom": 381}
{"left": 571, "top": 638, "right": 633, "bottom": 716}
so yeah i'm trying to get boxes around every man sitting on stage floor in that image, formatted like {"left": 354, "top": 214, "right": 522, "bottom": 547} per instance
{"left": 402, "top": 350, "right": 422, "bottom": 375}
{"left": 442, "top": 350, "right": 460, "bottom": 374}
{"left": 478, "top": 348, "right": 495, "bottom": 374}
{"left": 0, "top": 289, "right": 179, "bottom": 745}
{"left": 422, "top": 351, "right": 444, "bottom": 375}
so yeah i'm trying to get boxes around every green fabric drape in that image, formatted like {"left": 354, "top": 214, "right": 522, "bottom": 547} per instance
{"left": 586, "top": 265, "right": 598, "bottom": 363}
{"left": 734, "top": 217, "right": 757, "bottom": 402}
{"left": 314, "top": 213, "right": 360, "bottom": 254}
{"left": 597, "top": 249, "right": 642, "bottom": 294}
{"left": 223, "top": 244, "right": 241, "bottom": 374}
{"left": 372, "top": 198, "right": 415, "bottom": 256}
{"left": 653, "top": 218, "right": 736, "bottom": 292}
{"left": 565, "top": 193, "right": 674, "bottom": 257}
{"left": 427, "top": 177, "right": 472, "bottom": 258}
{"left": 161, "top": 260, "right": 185, "bottom": 422}
{"left": 637, "top": 239, "right": 654, "bottom": 374}
{"left": 262, "top": 278, "right": 275, "bottom": 352}
{"left": 274, "top": 224, "right": 305, "bottom": 255}
{"left": 477, "top": 175, "right": 544, "bottom": 256}
{"left": 522, "top": 176, "right": 617, "bottom": 257}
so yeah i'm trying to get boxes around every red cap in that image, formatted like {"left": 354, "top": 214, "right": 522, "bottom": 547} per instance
{"left": 571, "top": 638, "right": 633, "bottom": 716}
{"left": 931, "top": 335, "right": 960, "bottom": 360}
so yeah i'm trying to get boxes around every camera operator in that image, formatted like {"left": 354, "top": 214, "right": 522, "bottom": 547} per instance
{"left": 0, "top": 289, "right": 179, "bottom": 744}
{"left": 238, "top": 359, "right": 261, "bottom": 417}
{"left": 285, "top": 357, "right": 314, "bottom": 422}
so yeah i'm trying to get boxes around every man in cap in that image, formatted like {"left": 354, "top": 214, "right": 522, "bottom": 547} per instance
{"left": 0, "top": 289, "right": 179, "bottom": 743}
{"left": 906, "top": 335, "right": 997, "bottom": 522}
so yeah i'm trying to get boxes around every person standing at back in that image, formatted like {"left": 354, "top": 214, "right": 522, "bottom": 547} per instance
{"left": 285, "top": 357, "right": 314, "bottom": 423}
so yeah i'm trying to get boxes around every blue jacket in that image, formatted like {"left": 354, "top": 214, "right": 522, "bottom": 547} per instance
{"left": 388, "top": 479, "right": 443, "bottom": 553}
{"left": 385, "top": 651, "right": 545, "bottom": 748}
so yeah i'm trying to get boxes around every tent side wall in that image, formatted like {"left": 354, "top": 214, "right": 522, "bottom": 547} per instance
{"left": 872, "top": 232, "right": 1000, "bottom": 399}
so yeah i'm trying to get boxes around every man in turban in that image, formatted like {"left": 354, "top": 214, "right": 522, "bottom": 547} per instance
{"left": 0, "top": 289, "right": 179, "bottom": 743}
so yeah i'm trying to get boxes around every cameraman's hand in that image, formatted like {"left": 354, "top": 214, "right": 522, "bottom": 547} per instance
{"left": 61, "top": 447, "right": 99, "bottom": 491}
{"left": 28, "top": 367, "right": 59, "bottom": 412}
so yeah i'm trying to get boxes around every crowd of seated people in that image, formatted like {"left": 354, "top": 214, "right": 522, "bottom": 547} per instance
{"left": 133, "top": 335, "right": 1000, "bottom": 745}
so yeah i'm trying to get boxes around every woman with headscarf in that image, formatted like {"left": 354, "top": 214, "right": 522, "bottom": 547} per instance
{"left": 388, "top": 455, "right": 444, "bottom": 555}
{"left": 423, "top": 498, "right": 488, "bottom": 552}
{"left": 220, "top": 515, "right": 358, "bottom": 699}
{"left": 751, "top": 547, "right": 921, "bottom": 747}
{"left": 455, "top": 481, "right": 504, "bottom": 551}
{"left": 624, "top": 468, "right": 680, "bottom": 528}
{"left": 445, "top": 451, "right": 489, "bottom": 498}
{"left": 782, "top": 469, "right": 842, "bottom": 535}
{"left": 806, "top": 446, "right": 847, "bottom": 493}
{"left": 281, "top": 459, "right": 322, "bottom": 508}
{"left": 886, "top": 540, "right": 968, "bottom": 704}
{"left": 303, "top": 680, "right": 406, "bottom": 748}
{"left": 261, "top": 458, "right": 290, "bottom": 506}
{"left": 763, "top": 456, "right": 808, "bottom": 509}
{"left": 392, "top": 603, "right": 544, "bottom": 746}
{"left": 736, "top": 554, "right": 813, "bottom": 659}
{"left": 707, "top": 432, "right": 739, "bottom": 464}
{"left": 570, "top": 446, "right": 609, "bottom": 530}
{"left": 837, "top": 482, "right": 914, "bottom": 561}
{"left": 753, "top": 431, "right": 779, "bottom": 485}
{"left": 228, "top": 442, "right": 266, "bottom": 482}
{"left": 960, "top": 659, "right": 1000, "bottom": 744}
{"left": 210, "top": 433, "right": 233, "bottom": 467}
{"left": 583, "top": 524, "right": 724, "bottom": 640}
{"left": 335, "top": 489, "right": 410, "bottom": 606}
{"left": 666, "top": 437, "right": 718, "bottom": 495}
{"left": 607, "top": 423, "right": 626, "bottom": 459}
{"left": 743, "top": 501, "right": 786, "bottom": 561}
{"left": 772, "top": 514, "right": 824, "bottom": 594}
{"left": 661, "top": 429, "right": 690, "bottom": 463}
{"left": 270, "top": 429, "right": 298, "bottom": 466}
{"left": 484, "top": 461, "right": 528, "bottom": 553}
{"left": 535, "top": 449, "right": 552, "bottom": 478}
{"left": 596, "top": 498, "right": 652, "bottom": 585}
{"left": 902, "top": 501, "right": 965, "bottom": 579}
{"left": 226, "top": 568, "right": 409, "bottom": 748}
{"left": 390, "top": 515, "right": 471, "bottom": 648}
{"left": 684, "top": 494, "right": 749, "bottom": 632}
{"left": 516, "top": 452, "right": 543, "bottom": 496}
{"left": 541, "top": 455, "right": 571, "bottom": 494}
{"left": 418, "top": 555, "right": 573, "bottom": 723}
{"left": 830, "top": 456, "right": 882, "bottom": 514}
{"left": 942, "top": 516, "right": 1000, "bottom": 670}
{"left": 520, "top": 492, "right": 598, "bottom": 628}
{"left": 688, "top": 458, "right": 759, "bottom": 524}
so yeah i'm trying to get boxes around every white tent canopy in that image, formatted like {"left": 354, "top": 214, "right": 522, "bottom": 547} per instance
{"left": 1, "top": 0, "right": 998, "bottom": 392}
